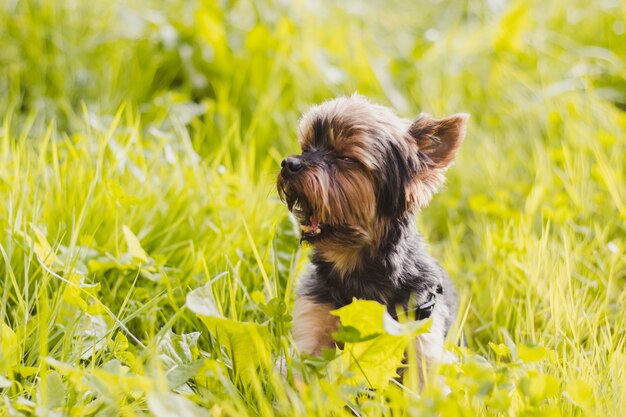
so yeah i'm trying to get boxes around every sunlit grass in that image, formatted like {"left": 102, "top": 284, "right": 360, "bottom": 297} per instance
{"left": 0, "top": 0, "right": 624, "bottom": 415}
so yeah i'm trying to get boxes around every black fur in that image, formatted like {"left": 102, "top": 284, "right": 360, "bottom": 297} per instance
{"left": 299, "top": 215, "right": 458, "bottom": 332}
{"left": 374, "top": 138, "right": 413, "bottom": 218}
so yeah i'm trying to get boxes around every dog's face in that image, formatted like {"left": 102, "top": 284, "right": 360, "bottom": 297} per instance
{"left": 277, "top": 95, "right": 468, "bottom": 247}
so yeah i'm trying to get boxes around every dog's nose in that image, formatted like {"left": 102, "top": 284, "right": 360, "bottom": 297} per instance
{"left": 281, "top": 156, "right": 303, "bottom": 173}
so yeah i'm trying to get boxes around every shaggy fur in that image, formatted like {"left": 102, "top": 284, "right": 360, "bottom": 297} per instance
{"left": 277, "top": 94, "right": 468, "bottom": 367}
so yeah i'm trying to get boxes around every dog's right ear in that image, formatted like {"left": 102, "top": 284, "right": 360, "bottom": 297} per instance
{"left": 404, "top": 113, "right": 469, "bottom": 209}
{"left": 408, "top": 113, "right": 469, "bottom": 169}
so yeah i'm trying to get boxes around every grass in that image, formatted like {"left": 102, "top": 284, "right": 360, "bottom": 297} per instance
{"left": 0, "top": 0, "right": 625, "bottom": 415}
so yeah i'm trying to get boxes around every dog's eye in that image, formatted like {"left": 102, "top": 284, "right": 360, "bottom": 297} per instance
{"left": 337, "top": 156, "right": 357, "bottom": 163}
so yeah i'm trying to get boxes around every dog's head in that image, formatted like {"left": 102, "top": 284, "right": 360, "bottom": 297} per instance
{"left": 277, "top": 95, "right": 468, "bottom": 248}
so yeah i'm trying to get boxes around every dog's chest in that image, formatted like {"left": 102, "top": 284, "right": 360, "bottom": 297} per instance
{"left": 307, "top": 258, "right": 436, "bottom": 317}
{"left": 301, "top": 226, "right": 444, "bottom": 318}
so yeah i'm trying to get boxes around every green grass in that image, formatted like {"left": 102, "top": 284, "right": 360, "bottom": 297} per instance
{"left": 0, "top": 0, "right": 625, "bottom": 415}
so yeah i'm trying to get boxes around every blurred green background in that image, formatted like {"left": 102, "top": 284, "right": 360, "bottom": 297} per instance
{"left": 0, "top": 0, "right": 625, "bottom": 416}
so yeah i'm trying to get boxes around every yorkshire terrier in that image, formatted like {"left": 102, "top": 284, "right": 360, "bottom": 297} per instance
{"left": 277, "top": 94, "right": 468, "bottom": 375}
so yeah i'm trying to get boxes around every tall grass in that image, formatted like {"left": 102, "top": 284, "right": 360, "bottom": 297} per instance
{"left": 0, "top": 0, "right": 624, "bottom": 415}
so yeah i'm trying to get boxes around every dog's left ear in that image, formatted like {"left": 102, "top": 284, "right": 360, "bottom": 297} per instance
{"left": 408, "top": 113, "right": 469, "bottom": 169}
{"left": 404, "top": 113, "right": 469, "bottom": 209}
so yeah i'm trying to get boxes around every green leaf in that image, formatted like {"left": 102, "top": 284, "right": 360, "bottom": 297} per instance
{"left": 250, "top": 290, "right": 265, "bottom": 305}
{"left": 485, "top": 388, "right": 511, "bottom": 411}
{"left": 83, "top": 359, "right": 153, "bottom": 400}
{"left": 32, "top": 225, "right": 63, "bottom": 267}
{"left": 15, "top": 226, "right": 63, "bottom": 268}
{"left": 518, "top": 372, "right": 559, "bottom": 402}
{"left": 564, "top": 378, "right": 594, "bottom": 411}
{"left": 73, "top": 314, "right": 108, "bottom": 360}
{"left": 158, "top": 330, "right": 201, "bottom": 366}
{"left": 259, "top": 297, "right": 287, "bottom": 319}
{"left": 46, "top": 371, "right": 66, "bottom": 409}
{"left": 201, "top": 317, "right": 271, "bottom": 384}
{"left": 489, "top": 342, "right": 511, "bottom": 358}
{"left": 456, "top": 359, "right": 495, "bottom": 396}
{"left": 187, "top": 285, "right": 270, "bottom": 384}
{"left": 333, "top": 326, "right": 379, "bottom": 343}
{"left": 186, "top": 283, "right": 221, "bottom": 317}
{"left": 331, "top": 299, "right": 429, "bottom": 337}
{"left": 107, "top": 180, "right": 141, "bottom": 206}
{"left": 122, "top": 225, "right": 149, "bottom": 263}
{"left": 166, "top": 359, "right": 205, "bottom": 390}
{"left": 113, "top": 332, "right": 129, "bottom": 351}
{"left": 0, "top": 322, "right": 19, "bottom": 375}
{"left": 328, "top": 299, "right": 429, "bottom": 390}
{"left": 517, "top": 343, "right": 550, "bottom": 363}
{"left": 87, "top": 257, "right": 120, "bottom": 273}
{"left": 332, "top": 300, "right": 386, "bottom": 336}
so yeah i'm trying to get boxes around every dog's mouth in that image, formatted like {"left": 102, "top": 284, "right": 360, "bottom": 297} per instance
{"left": 278, "top": 176, "right": 332, "bottom": 243}
{"left": 281, "top": 190, "right": 366, "bottom": 245}
{"left": 300, "top": 213, "right": 323, "bottom": 241}
{"left": 288, "top": 198, "right": 326, "bottom": 242}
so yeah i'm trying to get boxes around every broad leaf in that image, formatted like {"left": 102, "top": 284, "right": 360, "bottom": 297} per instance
{"left": 186, "top": 284, "right": 270, "bottom": 384}
{"left": 517, "top": 343, "right": 550, "bottom": 363}
{"left": 329, "top": 299, "right": 429, "bottom": 390}
{"left": 73, "top": 314, "right": 108, "bottom": 360}
{"left": 31, "top": 225, "right": 62, "bottom": 268}
{"left": 518, "top": 371, "right": 559, "bottom": 402}
{"left": 488, "top": 342, "right": 511, "bottom": 358}
{"left": 122, "top": 225, "right": 149, "bottom": 263}
{"left": 166, "top": 360, "right": 205, "bottom": 390}
{"left": 185, "top": 283, "right": 221, "bottom": 317}
{"left": 564, "top": 378, "right": 594, "bottom": 411}
{"left": 37, "top": 371, "right": 66, "bottom": 410}
{"left": 158, "top": 330, "right": 201, "bottom": 366}
{"left": 0, "top": 322, "right": 19, "bottom": 375}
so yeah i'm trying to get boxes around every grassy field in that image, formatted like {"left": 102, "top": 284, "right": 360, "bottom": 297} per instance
{"left": 0, "top": 0, "right": 625, "bottom": 415}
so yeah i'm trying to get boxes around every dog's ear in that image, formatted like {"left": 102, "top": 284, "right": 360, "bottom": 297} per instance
{"left": 404, "top": 113, "right": 469, "bottom": 209}
{"left": 408, "top": 113, "right": 469, "bottom": 169}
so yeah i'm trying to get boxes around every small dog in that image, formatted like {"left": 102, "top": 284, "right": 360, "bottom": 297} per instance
{"left": 277, "top": 95, "right": 468, "bottom": 376}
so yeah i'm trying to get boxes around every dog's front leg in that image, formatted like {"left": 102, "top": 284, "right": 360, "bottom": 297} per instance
{"left": 411, "top": 302, "right": 457, "bottom": 387}
{"left": 292, "top": 296, "right": 339, "bottom": 355}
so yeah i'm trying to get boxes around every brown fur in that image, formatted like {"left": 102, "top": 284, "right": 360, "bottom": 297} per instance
{"left": 407, "top": 113, "right": 469, "bottom": 208}
{"left": 292, "top": 297, "right": 339, "bottom": 355}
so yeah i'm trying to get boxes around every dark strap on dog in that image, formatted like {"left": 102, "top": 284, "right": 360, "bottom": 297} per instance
{"left": 414, "top": 293, "right": 436, "bottom": 320}
{"left": 407, "top": 284, "right": 443, "bottom": 321}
